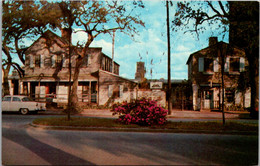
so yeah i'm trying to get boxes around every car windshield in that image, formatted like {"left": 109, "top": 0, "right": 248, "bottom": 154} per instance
{"left": 22, "top": 97, "right": 34, "bottom": 102}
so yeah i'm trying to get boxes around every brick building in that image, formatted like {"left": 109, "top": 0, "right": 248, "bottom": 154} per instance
{"left": 187, "top": 37, "right": 251, "bottom": 111}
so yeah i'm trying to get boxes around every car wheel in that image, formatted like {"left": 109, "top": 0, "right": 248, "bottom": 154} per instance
{"left": 20, "top": 108, "right": 29, "bottom": 115}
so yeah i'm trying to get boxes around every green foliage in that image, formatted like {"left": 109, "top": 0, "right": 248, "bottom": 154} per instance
{"left": 111, "top": 98, "right": 168, "bottom": 126}
{"left": 172, "top": 1, "right": 229, "bottom": 36}
{"left": 33, "top": 117, "right": 258, "bottom": 133}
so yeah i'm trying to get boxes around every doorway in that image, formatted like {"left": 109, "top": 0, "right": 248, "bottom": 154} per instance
{"left": 204, "top": 90, "right": 214, "bottom": 109}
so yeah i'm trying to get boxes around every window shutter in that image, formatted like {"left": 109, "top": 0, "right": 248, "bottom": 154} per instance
{"left": 108, "top": 85, "right": 113, "bottom": 97}
{"left": 119, "top": 85, "right": 123, "bottom": 97}
{"left": 224, "top": 57, "right": 230, "bottom": 72}
{"left": 240, "top": 57, "right": 245, "bottom": 72}
{"left": 198, "top": 57, "right": 204, "bottom": 72}
{"left": 40, "top": 86, "right": 46, "bottom": 98}
{"left": 213, "top": 57, "right": 219, "bottom": 72}
{"left": 40, "top": 55, "right": 44, "bottom": 68}
{"left": 62, "top": 55, "right": 67, "bottom": 68}
{"left": 52, "top": 55, "right": 56, "bottom": 67}
{"left": 30, "top": 55, "right": 34, "bottom": 68}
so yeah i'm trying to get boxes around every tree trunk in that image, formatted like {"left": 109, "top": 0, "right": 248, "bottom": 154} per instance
{"left": 248, "top": 50, "right": 259, "bottom": 118}
{"left": 70, "top": 57, "right": 83, "bottom": 113}
{"left": 220, "top": 44, "right": 225, "bottom": 125}
{"left": 2, "top": 65, "right": 11, "bottom": 96}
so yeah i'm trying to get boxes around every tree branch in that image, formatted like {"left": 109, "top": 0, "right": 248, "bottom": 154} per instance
{"left": 218, "top": 1, "right": 228, "bottom": 17}
{"left": 206, "top": 1, "right": 223, "bottom": 17}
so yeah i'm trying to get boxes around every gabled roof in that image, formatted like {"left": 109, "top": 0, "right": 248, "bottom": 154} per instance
{"left": 186, "top": 41, "right": 245, "bottom": 65}
{"left": 24, "top": 30, "right": 69, "bottom": 54}
{"left": 97, "top": 69, "right": 137, "bottom": 84}
{"left": 24, "top": 30, "right": 120, "bottom": 66}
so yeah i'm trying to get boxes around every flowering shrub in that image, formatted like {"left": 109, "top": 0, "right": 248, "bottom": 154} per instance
{"left": 111, "top": 98, "right": 168, "bottom": 126}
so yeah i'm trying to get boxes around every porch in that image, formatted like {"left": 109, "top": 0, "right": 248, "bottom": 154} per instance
{"left": 21, "top": 80, "right": 98, "bottom": 107}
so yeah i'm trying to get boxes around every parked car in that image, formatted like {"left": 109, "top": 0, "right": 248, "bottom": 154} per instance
{"left": 2, "top": 95, "right": 46, "bottom": 115}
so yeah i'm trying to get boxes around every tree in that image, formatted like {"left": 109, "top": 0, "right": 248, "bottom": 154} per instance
{"left": 2, "top": 1, "right": 59, "bottom": 95}
{"left": 229, "top": 1, "right": 259, "bottom": 118}
{"left": 172, "top": 1, "right": 259, "bottom": 118}
{"left": 40, "top": 1, "right": 145, "bottom": 114}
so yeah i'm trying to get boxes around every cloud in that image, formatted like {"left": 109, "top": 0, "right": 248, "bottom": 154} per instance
{"left": 90, "top": 39, "right": 113, "bottom": 56}
{"left": 176, "top": 45, "right": 190, "bottom": 52}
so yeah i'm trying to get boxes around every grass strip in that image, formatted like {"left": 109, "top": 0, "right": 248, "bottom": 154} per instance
{"left": 33, "top": 117, "right": 258, "bottom": 132}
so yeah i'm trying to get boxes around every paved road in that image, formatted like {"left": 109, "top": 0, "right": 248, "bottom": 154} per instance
{"left": 2, "top": 114, "right": 259, "bottom": 165}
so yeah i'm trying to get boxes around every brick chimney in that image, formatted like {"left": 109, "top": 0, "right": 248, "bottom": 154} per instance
{"left": 209, "top": 37, "right": 218, "bottom": 46}
{"left": 61, "top": 28, "right": 72, "bottom": 42}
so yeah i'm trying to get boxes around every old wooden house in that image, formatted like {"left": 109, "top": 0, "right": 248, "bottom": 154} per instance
{"left": 20, "top": 30, "right": 138, "bottom": 107}
{"left": 187, "top": 37, "right": 251, "bottom": 111}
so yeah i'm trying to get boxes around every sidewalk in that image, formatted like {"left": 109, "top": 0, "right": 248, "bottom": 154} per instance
{"left": 43, "top": 108, "right": 251, "bottom": 119}
{"left": 79, "top": 109, "right": 251, "bottom": 119}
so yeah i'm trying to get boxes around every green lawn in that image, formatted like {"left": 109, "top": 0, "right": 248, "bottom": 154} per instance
{"left": 32, "top": 117, "right": 258, "bottom": 133}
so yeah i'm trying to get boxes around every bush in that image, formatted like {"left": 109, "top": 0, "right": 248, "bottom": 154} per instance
{"left": 111, "top": 98, "right": 168, "bottom": 126}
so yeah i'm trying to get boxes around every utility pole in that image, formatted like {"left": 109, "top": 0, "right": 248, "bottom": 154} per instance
{"left": 166, "top": 0, "right": 172, "bottom": 115}
{"left": 111, "top": 29, "right": 115, "bottom": 73}
{"left": 220, "top": 43, "right": 226, "bottom": 125}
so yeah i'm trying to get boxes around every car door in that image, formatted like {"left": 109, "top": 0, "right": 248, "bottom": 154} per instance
{"left": 11, "top": 97, "right": 22, "bottom": 111}
{"left": 2, "top": 96, "right": 12, "bottom": 111}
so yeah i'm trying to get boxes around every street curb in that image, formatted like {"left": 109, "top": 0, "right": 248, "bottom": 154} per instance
{"left": 29, "top": 123, "right": 258, "bottom": 135}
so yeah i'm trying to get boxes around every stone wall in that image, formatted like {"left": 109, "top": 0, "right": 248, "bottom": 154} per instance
{"left": 137, "top": 89, "right": 166, "bottom": 107}
{"left": 98, "top": 70, "right": 137, "bottom": 106}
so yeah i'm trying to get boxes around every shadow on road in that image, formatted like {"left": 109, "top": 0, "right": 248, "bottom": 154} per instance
{"left": 2, "top": 128, "right": 95, "bottom": 165}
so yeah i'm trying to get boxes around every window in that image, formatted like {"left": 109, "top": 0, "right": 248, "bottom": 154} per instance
{"left": 22, "top": 97, "right": 33, "bottom": 102}
{"left": 56, "top": 55, "right": 62, "bottom": 66}
{"left": 198, "top": 57, "right": 214, "bottom": 73}
{"left": 35, "top": 55, "right": 40, "bottom": 67}
{"left": 12, "top": 97, "right": 21, "bottom": 102}
{"left": 205, "top": 90, "right": 213, "bottom": 100}
{"left": 230, "top": 58, "right": 240, "bottom": 72}
{"left": 204, "top": 58, "right": 213, "bottom": 72}
{"left": 225, "top": 88, "right": 235, "bottom": 103}
{"left": 2, "top": 97, "right": 11, "bottom": 101}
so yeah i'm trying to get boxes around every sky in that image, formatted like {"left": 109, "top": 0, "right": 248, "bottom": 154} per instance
{"left": 85, "top": 0, "right": 229, "bottom": 80}
{"left": 8, "top": 0, "right": 229, "bottom": 80}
